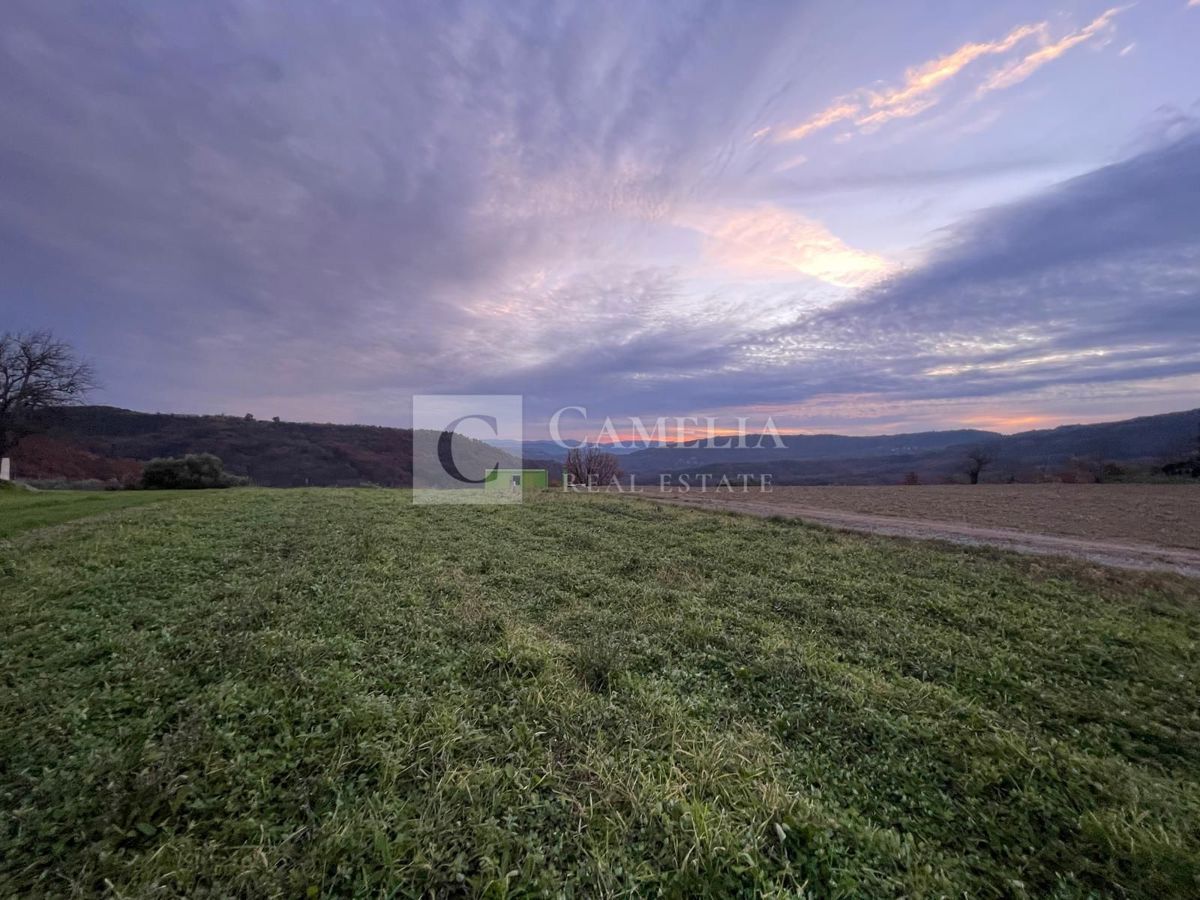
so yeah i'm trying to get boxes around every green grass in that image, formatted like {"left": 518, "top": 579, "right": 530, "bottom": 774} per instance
{"left": 1, "top": 489, "right": 1198, "bottom": 897}
{"left": 0, "top": 486, "right": 181, "bottom": 538}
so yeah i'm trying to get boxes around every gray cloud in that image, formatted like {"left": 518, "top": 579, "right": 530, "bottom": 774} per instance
{"left": 0, "top": 0, "right": 802, "bottom": 415}
{"left": 786, "top": 130, "right": 1200, "bottom": 388}
{"left": 1, "top": 2, "right": 1196, "bottom": 433}
{"left": 497, "top": 128, "right": 1200, "bottom": 427}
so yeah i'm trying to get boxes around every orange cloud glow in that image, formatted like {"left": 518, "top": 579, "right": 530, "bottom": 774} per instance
{"left": 782, "top": 101, "right": 861, "bottom": 141}
{"left": 856, "top": 22, "right": 1044, "bottom": 130}
{"left": 694, "top": 207, "right": 891, "bottom": 288}
{"left": 979, "top": 8, "right": 1125, "bottom": 93}
{"left": 779, "top": 10, "right": 1126, "bottom": 143}
{"left": 960, "top": 413, "right": 1062, "bottom": 432}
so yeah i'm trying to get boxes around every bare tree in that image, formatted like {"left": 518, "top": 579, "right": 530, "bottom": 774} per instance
{"left": 963, "top": 446, "right": 993, "bottom": 485}
{"left": 0, "top": 331, "right": 96, "bottom": 458}
{"left": 565, "top": 446, "right": 622, "bottom": 486}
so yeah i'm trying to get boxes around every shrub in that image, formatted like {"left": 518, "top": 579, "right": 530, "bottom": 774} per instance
{"left": 1162, "top": 458, "right": 1200, "bottom": 478}
{"left": 140, "top": 454, "right": 248, "bottom": 490}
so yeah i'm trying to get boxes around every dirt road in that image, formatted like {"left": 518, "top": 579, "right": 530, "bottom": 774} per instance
{"left": 636, "top": 487, "right": 1200, "bottom": 577}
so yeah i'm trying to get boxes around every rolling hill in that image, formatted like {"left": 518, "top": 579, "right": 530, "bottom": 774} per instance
{"left": 625, "top": 409, "right": 1200, "bottom": 484}
{"left": 8, "top": 405, "right": 1199, "bottom": 486}
{"left": 10, "top": 406, "right": 517, "bottom": 487}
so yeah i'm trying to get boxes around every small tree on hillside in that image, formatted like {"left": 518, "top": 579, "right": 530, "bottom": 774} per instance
{"left": 565, "top": 447, "right": 622, "bottom": 486}
{"left": 0, "top": 331, "right": 96, "bottom": 458}
{"left": 963, "top": 446, "right": 993, "bottom": 485}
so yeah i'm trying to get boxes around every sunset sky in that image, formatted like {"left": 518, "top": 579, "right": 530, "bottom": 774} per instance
{"left": 3, "top": 1, "right": 1199, "bottom": 437}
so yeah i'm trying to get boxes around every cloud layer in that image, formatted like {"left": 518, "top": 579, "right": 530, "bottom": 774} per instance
{"left": 484, "top": 128, "right": 1200, "bottom": 431}
{"left": 1, "top": 1, "right": 1195, "bottom": 435}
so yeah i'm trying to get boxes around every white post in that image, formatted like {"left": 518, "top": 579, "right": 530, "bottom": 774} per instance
{"left": 0, "top": 458, "right": 10, "bottom": 481}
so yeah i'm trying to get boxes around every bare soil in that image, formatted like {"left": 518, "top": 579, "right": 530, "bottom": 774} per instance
{"left": 633, "top": 484, "right": 1200, "bottom": 576}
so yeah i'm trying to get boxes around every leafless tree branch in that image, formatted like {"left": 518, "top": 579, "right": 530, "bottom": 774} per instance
{"left": 565, "top": 446, "right": 622, "bottom": 487}
{"left": 0, "top": 330, "right": 97, "bottom": 456}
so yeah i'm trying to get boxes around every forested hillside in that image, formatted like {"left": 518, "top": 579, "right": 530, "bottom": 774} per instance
{"left": 11, "top": 407, "right": 516, "bottom": 487}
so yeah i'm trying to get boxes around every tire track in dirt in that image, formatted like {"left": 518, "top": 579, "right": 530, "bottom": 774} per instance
{"left": 636, "top": 493, "right": 1200, "bottom": 578}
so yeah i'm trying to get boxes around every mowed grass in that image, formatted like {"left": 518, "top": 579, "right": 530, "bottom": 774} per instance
{"left": 0, "top": 485, "right": 179, "bottom": 538}
{"left": 1, "top": 490, "right": 1198, "bottom": 898}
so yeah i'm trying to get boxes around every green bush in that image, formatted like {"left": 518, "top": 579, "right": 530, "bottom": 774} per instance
{"left": 140, "top": 453, "right": 248, "bottom": 489}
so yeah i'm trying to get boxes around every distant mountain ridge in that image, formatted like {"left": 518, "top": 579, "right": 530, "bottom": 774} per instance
{"left": 489, "top": 439, "right": 642, "bottom": 457}
{"left": 490, "top": 430, "right": 999, "bottom": 462}
{"left": 9, "top": 405, "right": 1199, "bottom": 486}
{"left": 618, "top": 429, "right": 1001, "bottom": 470}
{"left": 503, "top": 409, "right": 1199, "bottom": 484}
{"left": 628, "top": 409, "right": 1200, "bottom": 484}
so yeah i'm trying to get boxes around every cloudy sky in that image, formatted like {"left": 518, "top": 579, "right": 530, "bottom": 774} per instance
{"left": 3, "top": 0, "right": 1198, "bottom": 437}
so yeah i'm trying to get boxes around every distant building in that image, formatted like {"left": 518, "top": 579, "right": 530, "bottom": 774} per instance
{"left": 484, "top": 468, "right": 548, "bottom": 494}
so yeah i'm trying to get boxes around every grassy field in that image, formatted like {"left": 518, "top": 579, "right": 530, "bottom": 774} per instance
{"left": 0, "top": 484, "right": 179, "bottom": 539}
{"left": 1, "top": 489, "right": 1198, "bottom": 897}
